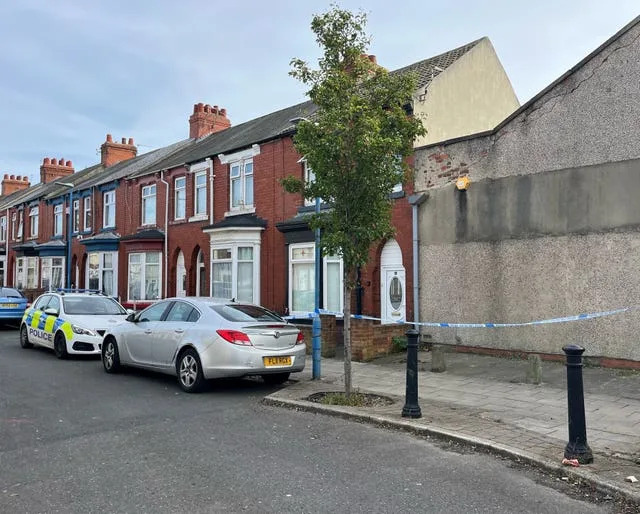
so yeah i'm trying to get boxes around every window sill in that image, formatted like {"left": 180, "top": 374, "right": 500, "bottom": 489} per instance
{"left": 224, "top": 207, "right": 256, "bottom": 218}
{"left": 389, "top": 190, "right": 405, "bottom": 200}
{"left": 188, "top": 214, "right": 209, "bottom": 223}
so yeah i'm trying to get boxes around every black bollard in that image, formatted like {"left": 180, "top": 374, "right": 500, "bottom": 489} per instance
{"left": 563, "top": 344, "right": 593, "bottom": 464}
{"left": 402, "top": 329, "right": 422, "bottom": 418}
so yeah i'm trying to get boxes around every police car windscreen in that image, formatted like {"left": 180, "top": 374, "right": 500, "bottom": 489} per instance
{"left": 63, "top": 297, "right": 126, "bottom": 315}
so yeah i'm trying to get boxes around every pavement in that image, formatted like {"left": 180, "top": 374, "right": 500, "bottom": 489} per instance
{"left": 264, "top": 349, "right": 640, "bottom": 506}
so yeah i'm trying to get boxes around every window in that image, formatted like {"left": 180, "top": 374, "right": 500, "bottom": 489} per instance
{"left": 194, "top": 172, "right": 207, "bottom": 216}
{"left": 33, "top": 295, "right": 50, "bottom": 311}
{"left": 87, "top": 252, "right": 117, "bottom": 296}
{"left": 47, "top": 296, "right": 60, "bottom": 313}
{"left": 73, "top": 199, "right": 80, "bottom": 233}
{"left": 83, "top": 196, "right": 92, "bottom": 231}
{"left": 16, "top": 256, "right": 38, "bottom": 290}
{"left": 41, "top": 257, "right": 64, "bottom": 291}
{"left": 103, "top": 191, "right": 116, "bottom": 228}
{"left": 17, "top": 210, "right": 23, "bottom": 239}
{"left": 63, "top": 296, "right": 125, "bottom": 315}
{"left": 29, "top": 206, "right": 39, "bottom": 238}
{"left": 211, "top": 245, "right": 257, "bottom": 302}
{"left": 0, "top": 216, "right": 6, "bottom": 241}
{"left": 128, "top": 252, "right": 161, "bottom": 301}
{"left": 392, "top": 154, "right": 403, "bottom": 193}
{"left": 11, "top": 212, "right": 16, "bottom": 240}
{"left": 139, "top": 301, "right": 169, "bottom": 322}
{"left": 288, "top": 243, "right": 343, "bottom": 315}
{"left": 54, "top": 204, "right": 63, "bottom": 236}
{"left": 304, "top": 161, "right": 317, "bottom": 206}
{"left": 165, "top": 301, "right": 198, "bottom": 322}
{"left": 141, "top": 184, "right": 156, "bottom": 226}
{"left": 230, "top": 160, "right": 253, "bottom": 210}
{"left": 174, "top": 177, "right": 186, "bottom": 220}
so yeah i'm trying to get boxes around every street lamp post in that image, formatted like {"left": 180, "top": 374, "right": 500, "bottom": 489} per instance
{"left": 312, "top": 195, "right": 321, "bottom": 379}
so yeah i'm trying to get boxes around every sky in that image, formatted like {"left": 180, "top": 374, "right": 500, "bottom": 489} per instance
{"left": 0, "top": 1, "right": 638, "bottom": 182}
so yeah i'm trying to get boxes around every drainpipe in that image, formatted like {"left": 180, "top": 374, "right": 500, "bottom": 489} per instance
{"left": 160, "top": 170, "right": 169, "bottom": 299}
{"left": 408, "top": 193, "right": 427, "bottom": 327}
{"left": 4, "top": 208, "right": 8, "bottom": 287}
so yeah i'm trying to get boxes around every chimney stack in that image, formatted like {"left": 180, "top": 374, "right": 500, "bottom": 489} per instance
{"left": 189, "top": 103, "right": 231, "bottom": 139}
{"left": 2, "top": 174, "right": 31, "bottom": 196}
{"left": 40, "top": 157, "right": 74, "bottom": 183}
{"left": 101, "top": 134, "right": 137, "bottom": 167}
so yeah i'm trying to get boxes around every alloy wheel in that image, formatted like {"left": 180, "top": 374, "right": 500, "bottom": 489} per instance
{"left": 179, "top": 354, "right": 198, "bottom": 388}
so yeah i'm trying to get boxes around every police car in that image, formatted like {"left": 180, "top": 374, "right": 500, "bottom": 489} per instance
{"left": 20, "top": 290, "right": 130, "bottom": 359}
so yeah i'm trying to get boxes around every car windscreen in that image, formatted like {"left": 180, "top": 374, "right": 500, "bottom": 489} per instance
{"left": 0, "top": 287, "right": 24, "bottom": 299}
{"left": 210, "top": 304, "right": 284, "bottom": 323}
{"left": 63, "top": 297, "right": 126, "bottom": 315}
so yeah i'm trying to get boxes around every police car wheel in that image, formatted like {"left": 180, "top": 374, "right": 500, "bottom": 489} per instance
{"left": 20, "top": 325, "right": 33, "bottom": 349}
{"left": 54, "top": 332, "right": 68, "bottom": 360}
{"left": 102, "top": 338, "right": 121, "bottom": 373}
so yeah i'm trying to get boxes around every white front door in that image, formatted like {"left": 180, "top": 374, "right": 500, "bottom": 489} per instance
{"left": 176, "top": 251, "right": 186, "bottom": 297}
{"left": 381, "top": 268, "right": 406, "bottom": 324}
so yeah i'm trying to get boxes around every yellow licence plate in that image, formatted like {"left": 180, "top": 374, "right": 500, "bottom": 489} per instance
{"left": 3, "top": 303, "right": 18, "bottom": 308}
{"left": 263, "top": 356, "right": 292, "bottom": 367}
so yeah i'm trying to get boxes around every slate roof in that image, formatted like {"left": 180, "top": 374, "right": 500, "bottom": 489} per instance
{"left": 120, "top": 228, "right": 165, "bottom": 241}
{"left": 390, "top": 38, "right": 483, "bottom": 90}
{"left": 202, "top": 213, "right": 268, "bottom": 231}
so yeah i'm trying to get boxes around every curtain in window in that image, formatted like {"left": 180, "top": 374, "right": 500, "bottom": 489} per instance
{"left": 292, "top": 262, "right": 314, "bottom": 312}
{"left": 325, "top": 261, "right": 341, "bottom": 313}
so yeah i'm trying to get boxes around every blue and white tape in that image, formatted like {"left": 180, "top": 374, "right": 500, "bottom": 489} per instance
{"left": 285, "top": 306, "right": 634, "bottom": 328}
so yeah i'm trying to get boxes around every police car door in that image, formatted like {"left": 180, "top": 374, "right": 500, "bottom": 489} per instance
{"left": 28, "top": 294, "right": 52, "bottom": 347}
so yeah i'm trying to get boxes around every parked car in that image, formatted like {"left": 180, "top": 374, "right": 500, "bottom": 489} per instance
{"left": 0, "top": 287, "right": 29, "bottom": 324}
{"left": 102, "top": 297, "right": 306, "bottom": 393}
{"left": 20, "top": 291, "right": 129, "bottom": 358}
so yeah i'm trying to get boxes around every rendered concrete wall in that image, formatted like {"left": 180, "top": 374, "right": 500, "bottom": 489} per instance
{"left": 413, "top": 38, "right": 519, "bottom": 147}
{"left": 414, "top": 21, "right": 640, "bottom": 361}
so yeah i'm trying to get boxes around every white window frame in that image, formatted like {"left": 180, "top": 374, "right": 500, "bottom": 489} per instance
{"left": 141, "top": 184, "right": 156, "bottom": 226}
{"left": 288, "top": 243, "right": 315, "bottom": 316}
{"left": 208, "top": 234, "right": 261, "bottom": 303}
{"left": 0, "top": 215, "right": 6, "bottom": 242}
{"left": 87, "top": 251, "right": 118, "bottom": 296}
{"left": 54, "top": 204, "right": 63, "bottom": 236}
{"left": 41, "top": 257, "right": 65, "bottom": 291}
{"left": 229, "top": 159, "right": 253, "bottom": 212}
{"left": 323, "top": 253, "right": 344, "bottom": 313}
{"left": 83, "top": 196, "right": 92, "bottom": 231}
{"left": 16, "top": 256, "right": 38, "bottom": 289}
{"left": 72, "top": 199, "right": 80, "bottom": 233}
{"left": 194, "top": 171, "right": 207, "bottom": 217}
{"left": 11, "top": 212, "right": 16, "bottom": 241}
{"left": 127, "top": 252, "right": 162, "bottom": 301}
{"left": 29, "top": 206, "right": 39, "bottom": 238}
{"left": 174, "top": 176, "right": 186, "bottom": 220}
{"left": 17, "top": 210, "right": 23, "bottom": 239}
{"left": 303, "top": 161, "right": 317, "bottom": 207}
{"left": 103, "top": 190, "right": 116, "bottom": 229}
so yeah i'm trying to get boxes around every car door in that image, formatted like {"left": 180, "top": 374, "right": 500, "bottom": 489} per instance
{"left": 28, "top": 295, "right": 51, "bottom": 347}
{"left": 122, "top": 302, "right": 170, "bottom": 365}
{"left": 151, "top": 301, "right": 199, "bottom": 366}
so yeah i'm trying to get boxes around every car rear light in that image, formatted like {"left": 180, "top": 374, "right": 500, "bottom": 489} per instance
{"left": 216, "top": 329, "right": 252, "bottom": 346}
{"left": 296, "top": 332, "right": 305, "bottom": 345}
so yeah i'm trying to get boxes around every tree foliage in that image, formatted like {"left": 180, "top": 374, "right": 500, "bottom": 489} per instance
{"left": 283, "top": 6, "right": 425, "bottom": 394}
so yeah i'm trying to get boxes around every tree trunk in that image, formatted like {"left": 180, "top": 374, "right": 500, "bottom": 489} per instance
{"left": 343, "top": 271, "right": 353, "bottom": 397}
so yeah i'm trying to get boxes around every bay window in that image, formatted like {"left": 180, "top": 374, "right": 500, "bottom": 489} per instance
{"left": 141, "top": 184, "right": 156, "bottom": 226}
{"left": 103, "top": 191, "right": 115, "bottom": 228}
{"left": 88, "top": 252, "right": 117, "bottom": 296}
{"left": 211, "top": 244, "right": 258, "bottom": 303}
{"left": 54, "top": 204, "right": 63, "bottom": 236}
{"left": 16, "top": 256, "right": 38, "bottom": 289}
{"left": 128, "top": 252, "right": 161, "bottom": 301}
{"left": 41, "top": 257, "right": 64, "bottom": 291}
{"left": 175, "top": 177, "right": 186, "bottom": 220}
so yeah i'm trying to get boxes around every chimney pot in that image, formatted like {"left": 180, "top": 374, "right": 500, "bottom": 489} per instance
{"left": 221, "top": 108, "right": 227, "bottom": 116}
{"left": 106, "top": 134, "right": 113, "bottom": 143}
{"left": 52, "top": 158, "right": 58, "bottom": 165}
{"left": 197, "top": 102, "right": 204, "bottom": 112}
{"left": 369, "top": 54, "right": 377, "bottom": 63}
{"left": 204, "top": 105, "right": 210, "bottom": 113}
{"left": 23, "top": 176, "right": 29, "bottom": 181}
{"left": 59, "top": 157, "right": 64, "bottom": 165}
{"left": 121, "top": 137, "right": 126, "bottom": 144}
{"left": 3, "top": 174, "right": 7, "bottom": 180}
{"left": 66, "top": 160, "right": 72, "bottom": 167}
{"left": 44, "top": 157, "right": 51, "bottom": 165}
{"left": 10, "top": 175, "right": 15, "bottom": 180}
{"left": 193, "top": 103, "right": 198, "bottom": 113}
{"left": 128, "top": 138, "right": 134, "bottom": 145}
{"left": 16, "top": 175, "right": 21, "bottom": 180}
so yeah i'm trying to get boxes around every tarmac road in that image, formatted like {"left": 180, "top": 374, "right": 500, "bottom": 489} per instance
{"left": 0, "top": 326, "right": 612, "bottom": 513}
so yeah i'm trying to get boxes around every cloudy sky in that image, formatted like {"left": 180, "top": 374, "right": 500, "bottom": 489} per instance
{"left": 0, "top": 1, "right": 638, "bottom": 182}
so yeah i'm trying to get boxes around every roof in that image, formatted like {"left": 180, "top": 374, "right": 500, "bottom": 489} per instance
{"left": 120, "top": 228, "right": 165, "bottom": 241}
{"left": 390, "top": 38, "right": 483, "bottom": 90}
{"left": 416, "top": 16, "right": 640, "bottom": 150}
{"left": 202, "top": 213, "right": 268, "bottom": 231}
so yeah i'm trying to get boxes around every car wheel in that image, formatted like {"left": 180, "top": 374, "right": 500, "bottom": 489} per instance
{"left": 102, "top": 337, "right": 121, "bottom": 373}
{"left": 20, "top": 324, "right": 33, "bottom": 349}
{"left": 177, "top": 349, "right": 204, "bottom": 393}
{"left": 262, "top": 372, "right": 291, "bottom": 385}
{"left": 54, "top": 332, "right": 68, "bottom": 359}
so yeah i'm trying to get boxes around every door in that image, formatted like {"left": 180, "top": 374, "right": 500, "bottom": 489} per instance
{"left": 123, "top": 301, "right": 169, "bottom": 364}
{"left": 151, "top": 301, "right": 197, "bottom": 366}
{"left": 382, "top": 269, "right": 406, "bottom": 324}
{"left": 176, "top": 252, "right": 186, "bottom": 297}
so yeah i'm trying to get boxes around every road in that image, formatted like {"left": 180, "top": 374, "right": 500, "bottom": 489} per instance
{"left": 0, "top": 325, "right": 612, "bottom": 513}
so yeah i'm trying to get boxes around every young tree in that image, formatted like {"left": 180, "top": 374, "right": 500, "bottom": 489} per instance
{"left": 282, "top": 6, "right": 425, "bottom": 395}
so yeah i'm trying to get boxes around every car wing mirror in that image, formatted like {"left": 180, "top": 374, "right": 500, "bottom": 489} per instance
{"left": 126, "top": 312, "right": 137, "bottom": 322}
{"left": 44, "top": 307, "right": 59, "bottom": 316}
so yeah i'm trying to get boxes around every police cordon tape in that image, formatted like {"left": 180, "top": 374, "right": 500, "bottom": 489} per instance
{"left": 284, "top": 306, "right": 634, "bottom": 328}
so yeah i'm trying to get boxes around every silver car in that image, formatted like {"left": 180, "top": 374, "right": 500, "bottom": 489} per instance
{"left": 101, "top": 297, "right": 306, "bottom": 393}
